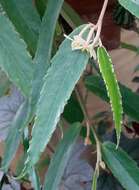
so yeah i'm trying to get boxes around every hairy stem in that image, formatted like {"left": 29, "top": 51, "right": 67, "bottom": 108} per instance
{"left": 98, "top": 0, "right": 109, "bottom": 25}
{"left": 92, "top": 0, "right": 108, "bottom": 47}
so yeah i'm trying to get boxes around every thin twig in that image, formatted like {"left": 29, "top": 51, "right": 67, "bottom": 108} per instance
{"left": 91, "top": 0, "right": 109, "bottom": 48}
{"left": 75, "top": 87, "right": 91, "bottom": 144}
{"left": 75, "top": 86, "right": 105, "bottom": 171}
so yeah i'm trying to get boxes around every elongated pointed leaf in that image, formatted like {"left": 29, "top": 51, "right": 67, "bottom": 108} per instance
{"left": 61, "top": 1, "right": 83, "bottom": 29}
{"left": 85, "top": 75, "right": 139, "bottom": 122}
{"left": 102, "top": 142, "right": 139, "bottom": 190}
{"left": 30, "top": 168, "right": 41, "bottom": 190}
{"left": 30, "top": 0, "right": 64, "bottom": 114}
{"left": 0, "top": 0, "right": 41, "bottom": 54}
{"left": 97, "top": 47, "right": 123, "bottom": 145}
{"left": 2, "top": 100, "right": 30, "bottom": 172}
{"left": 0, "top": 15, "right": 33, "bottom": 97}
{"left": 118, "top": 0, "right": 139, "bottom": 18}
{"left": 121, "top": 42, "right": 139, "bottom": 54}
{"left": 1, "top": 0, "right": 63, "bottom": 172}
{"left": 43, "top": 123, "right": 81, "bottom": 190}
{"left": 25, "top": 26, "right": 89, "bottom": 170}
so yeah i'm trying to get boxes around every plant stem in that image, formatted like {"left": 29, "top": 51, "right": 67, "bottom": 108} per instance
{"left": 91, "top": 0, "right": 109, "bottom": 48}
{"left": 75, "top": 87, "right": 91, "bottom": 144}
{"left": 75, "top": 87, "right": 105, "bottom": 189}
{"left": 98, "top": 0, "right": 109, "bottom": 25}
{"left": 75, "top": 87, "right": 100, "bottom": 148}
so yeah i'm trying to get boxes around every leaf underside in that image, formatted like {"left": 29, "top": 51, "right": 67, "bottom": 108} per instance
{"left": 1, "top": 0, "right": 64, "bottom": 173}
{"left": 2, "top": 100, "right": 29, "bottom": 172}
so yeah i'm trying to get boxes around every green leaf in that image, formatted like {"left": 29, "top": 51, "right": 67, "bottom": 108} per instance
{"left": 97, "top": 47, "right": 123, "bottom": 146}
{"left": 43, "top": 123, "right": 81, "bottom": 190}
{"left": 63, "top": 94, "right": 84, "bottom": 123}
{"left": 1, "top": 1, "right": 63, "bottom": 171}
{"left": 30, "top": 0, "right": 64, "bottom": 113}
{"left": 0, "top": 0, "right": 41, "bottom": 54}
{"left": 121, "top": 42, "right": 139, "bottom": 54}
{"left": 34, "top": 0, "right": 47, "bottom": 18}
{"left": 30, "top": 168, "right": 41, "bottom": 190}
{"left": 118, "top": 0, "right": 139, "bottom": 18}
{"left": 97, "top": 133, "right": 139, "bottom": 190}
{"left": 85, "top": 75, "right": 139, "bottom": 123}
{"left": 61, "top": 1, "right": 83, "bottom": 29}
{"left": 25, "top": 25, "right": 89, "bottom": 170}
{"left": 2, "top": 100, "right": 30, "bottom": 172}
{"left": 0, "top": 15, "right": 33, "bottom": 97}
{"left": 102, "top": 142, "right": 139, "bottom": 190}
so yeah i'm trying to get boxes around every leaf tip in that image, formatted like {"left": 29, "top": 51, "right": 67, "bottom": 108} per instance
{"left": 116, "top": 134, "right": 120, "bottom": 150}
